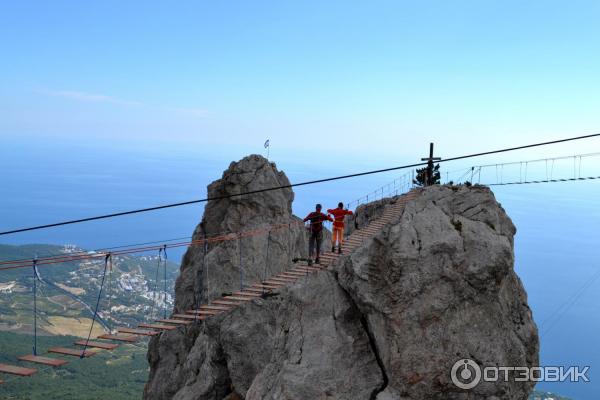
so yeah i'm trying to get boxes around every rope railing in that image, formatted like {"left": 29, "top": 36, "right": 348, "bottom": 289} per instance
{"left": 80, "top": 253, "right": 110, "bottom": 358}
{"left": 5, "top": 151, "right": 600, "bottom": 272}
{"left": 447, "top": 151, "right": 600, "bottom": 186}
{"left": 0, "top": 220, "right": 310, "bottom": 271}
{"left": 0, "top": 224, "right": 281, "bottom": 265}
{"left": 346, "top": 171, "right": 415, "bottom": 210}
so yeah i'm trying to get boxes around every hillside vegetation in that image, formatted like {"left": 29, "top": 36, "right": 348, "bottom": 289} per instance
{"left": 0, "top": 244, "right": 179, "bottom": 336}
{"left": 0, "top": 244, "right": 180, "bottom": 398}
{"left": 0, "top": 331, "right": 148, "bottom": 399}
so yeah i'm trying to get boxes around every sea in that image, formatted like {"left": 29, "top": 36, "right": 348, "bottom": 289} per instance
{"left": 1, "top": 138, "right": 598, "bottom": 398}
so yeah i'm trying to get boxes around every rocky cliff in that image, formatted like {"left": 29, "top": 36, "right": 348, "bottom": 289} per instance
{"left": 173, "top": 155, "right": 308, "bottom": 313}
{"left": 144, "top": 157, "right": 539, "bottom": 400}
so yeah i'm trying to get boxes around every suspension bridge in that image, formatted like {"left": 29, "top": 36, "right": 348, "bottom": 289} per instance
{"left": 0, "top": 189, "right": 419, "bottom": 384}
{"left": 1, "top": 134, "right": 600, "bottom": 386}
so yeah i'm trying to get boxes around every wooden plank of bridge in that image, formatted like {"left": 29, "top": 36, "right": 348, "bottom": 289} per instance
{"left": 224, "top": 295, "right": 255, "bottom": 302}
{"left": 268, "top": 277, "right": 296, "bottom": 283}
{"left": 200, "top": 305, "right": 233, "bottom": 311}
{"left": 48, "top": 347, "right": 96, "bottom": 358}
{"left": 358, "top": 229, "right": 380, "bottom": 235}
{"left": 0, "top": 363, "right": 37, "bottom": 377}
{"left": 263, "top": 280, "right": 292, "bottom": 287}
{"left": 139, "top": 323, "right": 177, "bottom": 331}
{"left": 17, "top": 355, "right": 68, "bottom": 367}
{"left": 97, "top": 334, "right": 138, "bottom": 343}
{"left": 156, "top": 314, "right": 196, "bottom": 325}
{"left": 251, "top": 283, "right": 281, "bottom": 290}
{"left": 186, "top": 309, "right": 222, "bottom": 316}
{"left": 233, "top": 290, "right": 263, "bottom": 297}
{"left": 349, "top": 232, "right": 370, "bottom": 239}
{"left": 281, "top": 272, "right": 307, "bottom": 277}
{"left": 252, "top": 283, "right": 285, "bottom": 294}
{"left": 292, "top": 269, "right": 314, "bottom": 274}
{"left": 293, "top": 267, "right": 319, "bottom": 273}
{"left": 74, "top": 340, "right": 119, "bottom": 350}
{"left": 282, "top": 275, "right": 307, "bottom": 280}
{"left": 295, "top": 264, "right": 323, "bottom": 269}
{"left": 346, "top": 236, "right": 366, "bottom": 242}
{"left": 265, "top": 276, "right": 294, "bottom": 282}
{"left": 240, "top": 288, "right": 267, "bottom": 294}
{"left": 117, "top": 328, "right": 160, "bottom": 337}
{"left": 274, "top": 272, "right": 299, "bottom": 278}
{"left": 344, "top": 239, "right": 365, "bottom": 246}
{"left": 169, "top": 314, "right": 206, "bottom": 325}
{"left": 212, "top": 299, "right": 242, "bottom": 306}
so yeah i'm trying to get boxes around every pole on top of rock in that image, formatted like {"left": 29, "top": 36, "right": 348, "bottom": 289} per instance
{"left": 264, "top": 139, "right": 270, "bottom": 160}
{"left": 421, "top": 142, "right": 441, "bottom": 186}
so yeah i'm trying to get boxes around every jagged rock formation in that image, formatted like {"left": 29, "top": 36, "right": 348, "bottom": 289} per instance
{"left": 338, "top": 185, "right": 539, "bottom": 399}
{"left": 146, "top": 272, "right": 384, "bottom": 400}
{"left": 145, "top": 158, "right": 539, "bottom": 400}
{"left": 173, "top": 155, "right": 308, "bottom": 313}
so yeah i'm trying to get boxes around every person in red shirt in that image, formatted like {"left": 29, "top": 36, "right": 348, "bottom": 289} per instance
{"left": 303, "top": 204, "right": 333, "bottom": 265}
{"left": 327, "top": 202, "right": 353, "bottom": 254}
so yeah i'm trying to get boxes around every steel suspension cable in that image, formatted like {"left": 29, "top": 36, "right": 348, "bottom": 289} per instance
{"left": 239, "top": 234, "right": 243, "bottom": 291}
{"left": 487, "top": 175, "right": 600, "bottom": 186}
{"left": 195, "top": 231, "right": 208, "bottom": 320}
{"left": 0, "top": 221, "right": 299, "bottom": 270}
{"left": 32, "top": 257, "right": 38, "bottom": 356}
{"left": 107, "top": 255, "right": 113, "bottom": 333}
{"left": 163, "top": 245, "right": 168, "bottom": 319}
{"left": 2, "top": 133, "right": 600, "bottom": 237}
{"left": 81, "top": 253, "right": 110, "bottom": 358}
{"left": 149, "top": 248, "right": 163, "bottom": 321}
{"left": 263, "top": 231, "right": 271, "bottom": 295}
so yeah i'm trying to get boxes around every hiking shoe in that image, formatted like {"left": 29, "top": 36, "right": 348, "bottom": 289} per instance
{"left": 307, "top": 259, "right": 313, "bottom": 266}
{"left": 315, "top": 258, "right": 320, "bottom": 264}
{"left": 331, "top": 246, "right": 335, "bottom": 252}
{"left": 338, "top": 247, "right": 342, "bottom": 254}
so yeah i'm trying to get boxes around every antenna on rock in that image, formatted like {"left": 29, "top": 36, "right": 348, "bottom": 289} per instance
{"left": 264, "top": 139, "right": 270, "bottom": 159}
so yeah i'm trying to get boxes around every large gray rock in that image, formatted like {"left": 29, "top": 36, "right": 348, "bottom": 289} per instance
{"left": 174, "top": 155, "right": 308, "bottom": 313}
{"left": 146, "top": 167, "right": 539, "bottom": 400}
{"left": 244, "top": 273, "right": 383, "bottom": 400}
{"left": 338, "top": 185, "right": 539, "bottom": 399}
{"left": 145, "top": 272, "right": 384, "bottom": 400}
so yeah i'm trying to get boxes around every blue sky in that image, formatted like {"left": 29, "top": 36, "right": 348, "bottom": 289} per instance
{"left": 2, "top": 3, "right": 600, "bottom": 397}
{"left": 1, "top": 1, "right": 600, "bottom": 164}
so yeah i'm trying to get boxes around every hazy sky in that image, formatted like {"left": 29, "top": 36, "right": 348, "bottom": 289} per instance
{"left": 2, "top": 4, "right": 600, "bottom": 397}
{"left": 1, "top": 1, "right": 600, "bottom": 166}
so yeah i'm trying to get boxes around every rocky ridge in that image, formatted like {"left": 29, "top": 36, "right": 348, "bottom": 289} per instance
{"left": 144, "top": 155, "right": 539, "bottom": 400}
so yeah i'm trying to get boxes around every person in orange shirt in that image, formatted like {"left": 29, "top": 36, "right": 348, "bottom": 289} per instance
{"left": 327, "top": 202, "right": 353, "bottom": 254}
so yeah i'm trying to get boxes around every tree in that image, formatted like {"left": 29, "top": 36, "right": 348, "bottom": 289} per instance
{"left": 413, "top": 164, "right": 441, "bottom": 186}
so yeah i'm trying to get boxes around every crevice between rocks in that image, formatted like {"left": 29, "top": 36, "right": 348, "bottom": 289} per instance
{"left": 333, "top": 269, "right": 389, "bottom": 400}
{"left": 359, "top": 315, "right": 389, "bottom": 400}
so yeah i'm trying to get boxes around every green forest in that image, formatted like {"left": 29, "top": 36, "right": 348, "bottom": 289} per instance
{"left": 0, "top": 331, "right": 148, "bottom": 399}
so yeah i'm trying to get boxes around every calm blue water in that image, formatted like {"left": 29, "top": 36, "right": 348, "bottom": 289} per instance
{"left": 1, "top": 139, "right": 598, "bottom": 398}
{"left": 502, "top": 185, "right": 600, "bottom": 399}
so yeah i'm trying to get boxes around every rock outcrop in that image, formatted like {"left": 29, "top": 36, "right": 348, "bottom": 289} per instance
{"left": 173, "top": 155, "right": 308, "bottom": 313}
{"left": 145, "top": 158, "right": 539, "bottom": 400}
{"left": 338, "top": 185, "right": 538, "bottom": 399}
